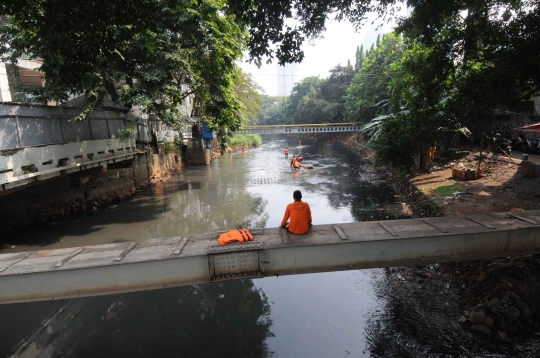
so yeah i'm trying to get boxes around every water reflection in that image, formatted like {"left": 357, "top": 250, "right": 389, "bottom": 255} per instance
{"left": 1, "top": 137, "right": 412, "bottom": 357}
{"left": 1, "top": 280, "right": 273, "bottom": 358}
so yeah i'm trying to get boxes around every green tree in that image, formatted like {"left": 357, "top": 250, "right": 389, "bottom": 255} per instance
{"left": 368, "top": 1, "right": 540, "bottom": 172}
{"left": 258, "top": 95, "right": 286, "bottom": 125}
{"left": 1, "top": 0, "right": 246, "bottom": 139}
{"left": 355, "top": 44, "right": 364, "bottom": 70}
{"left": 345, "top": 33, "right": 404, "bottom": 123}
{"left": 282, "top": 76, "right": 322, "bottom": 124}
{"left": 308, "top": 63, "right": 355, "bottom": 123}
{"left": 232, "top": 68, "right": 264, "bottom": 125}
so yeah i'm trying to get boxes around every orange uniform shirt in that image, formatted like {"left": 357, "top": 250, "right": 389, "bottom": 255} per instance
{"left": 280, "top": 200, "right": 312, "bottom": 234}
{"left": 285, "top": 149, "right": 289, "bottom": 154}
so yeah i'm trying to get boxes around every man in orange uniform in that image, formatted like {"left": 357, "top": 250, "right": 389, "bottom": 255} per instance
{"left": 280, "top": 190, "right": 312, "bottom": 234}
{"left": 284, "top": 147, "right": 289, "bottom": 158}
{"left": 290, "top": 156, "right": 301, "bottom": 169}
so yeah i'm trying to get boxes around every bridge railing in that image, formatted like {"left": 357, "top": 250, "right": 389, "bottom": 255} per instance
{"left": 235, "top": 122, "right": 364, "bottom": 134}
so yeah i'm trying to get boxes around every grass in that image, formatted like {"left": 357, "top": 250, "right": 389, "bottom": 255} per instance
{"left": 162, "top": 142, "right": 176, "bottom": 154}
{"left": 229, "top": 134, "right": 262, "bottom": 147}
{"left": 433, "top": 184, "right": 462, "bottom": 196}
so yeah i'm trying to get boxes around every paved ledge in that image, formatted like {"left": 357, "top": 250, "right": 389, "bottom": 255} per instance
{"left": 0, "top": 210, "right": 539, "bottom": 304}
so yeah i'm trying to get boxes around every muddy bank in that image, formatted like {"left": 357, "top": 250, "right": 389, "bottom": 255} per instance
{"left": 333, "top": 132, "right": 540, "bottom": 356}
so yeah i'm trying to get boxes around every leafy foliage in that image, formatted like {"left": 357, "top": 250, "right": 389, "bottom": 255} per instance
{"left": 1, "top": 0, "right": 246, "bottom": 134}
{"left": 232, "top": 68, "right": 264, "bottom": 125}
{"left": 259, "top": 64, "right": 355, "bottom": 125}
{"left": 228, "top": 134, "right": 262, "bottom": 146}
{"left": 257, "top": 95, "right": 286, "bottom": 125}
{"left": 345, "top": 33, "right": 405, "bottom": 123}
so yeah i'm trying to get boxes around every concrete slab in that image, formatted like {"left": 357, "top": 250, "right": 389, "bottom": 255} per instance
{"left": 1, "top": 210, "right": 540, "bottom": 304}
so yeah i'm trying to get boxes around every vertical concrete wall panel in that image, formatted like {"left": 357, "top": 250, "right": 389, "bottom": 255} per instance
{"left": 0, "top": 117, "right": 20, "bottom": 149}
{"left": 107, "top": 119, "right": 125, "bottom": 139}
{"left": 89, "top": 120, "right": 109, "bottom": 140}
{"left": 18, "top": 118, "right": 64, "bottom": 146}
{"left": 61, "top": 118, "right": 92, "bottom": 142}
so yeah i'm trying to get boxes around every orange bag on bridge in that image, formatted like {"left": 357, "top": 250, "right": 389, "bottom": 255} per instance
{"left": 218, "top": 228, "right": 254, "bottom": 245}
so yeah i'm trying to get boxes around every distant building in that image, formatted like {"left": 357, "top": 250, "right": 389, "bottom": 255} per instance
{"left": 276, "top": 63, "right": 298, "bottom": 96}
{"left": 0, "top": 59, "right": 44, "bottom": 102}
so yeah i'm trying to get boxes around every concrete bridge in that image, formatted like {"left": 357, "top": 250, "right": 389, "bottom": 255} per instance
{"left": 235, "top": 123, "right": 363, "bottom": 135}
{"left": 1, "top": 210, "right": 539, "bottom": 304}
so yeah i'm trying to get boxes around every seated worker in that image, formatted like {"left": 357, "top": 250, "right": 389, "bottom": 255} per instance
{"left": 290, "top": 156, "right": 301, "bottom": 169}
{"left": 296, "top": 156, "right": 304, "bottom": 164}
{"left": 280, "top": 190, "right": 312, "bottom": 234}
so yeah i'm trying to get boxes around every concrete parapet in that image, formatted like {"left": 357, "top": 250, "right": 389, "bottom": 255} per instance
{"left": 0, "top": 150, "right": 181, "bottom": 231}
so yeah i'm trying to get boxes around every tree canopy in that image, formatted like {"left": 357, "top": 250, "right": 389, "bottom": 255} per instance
{"left": 232, "top": 68, "right": 264, "bottom": 125}
{"left": 0, "top": 0, "right": 247, "bottom": 133}
{"left": 2, "top": 0, "right": 539, "bottom": 163}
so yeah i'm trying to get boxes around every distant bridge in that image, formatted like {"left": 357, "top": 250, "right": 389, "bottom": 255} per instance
{"left": 236, "top": 122, "right": 363, "bottom": 135}
{"left": 1, "top": 210, "right": 539, "bottom": 304}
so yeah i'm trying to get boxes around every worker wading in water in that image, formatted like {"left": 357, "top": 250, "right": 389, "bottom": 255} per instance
{"left": 290, "top": 155, "right": 301, "bottom": 169}
{"left": 281, "top": 190, "right": 312, "bottom": 234}
{"left": 284, "top": 147, "right": 289, "bottom": 158}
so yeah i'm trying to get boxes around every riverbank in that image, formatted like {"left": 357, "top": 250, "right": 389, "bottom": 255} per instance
{"left": 334, "top": 132, "right": 540, "bottom": 356}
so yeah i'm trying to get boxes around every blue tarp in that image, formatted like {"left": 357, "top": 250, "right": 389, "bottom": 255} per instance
{"left": 201, "top": 122, "right": 215, "bottom": 139}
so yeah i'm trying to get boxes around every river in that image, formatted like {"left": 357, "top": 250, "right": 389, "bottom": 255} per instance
{"left": 0, "top": 137, "right": 411, "bottom": 357}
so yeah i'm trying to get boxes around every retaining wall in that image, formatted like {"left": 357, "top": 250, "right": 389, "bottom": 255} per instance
{"left": 0, "top": 151, "right": 180, "bottom": 231}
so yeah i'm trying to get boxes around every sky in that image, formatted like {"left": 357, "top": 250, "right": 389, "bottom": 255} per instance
{"left": 239, "top": 9, "right": 407, "bottom": 96}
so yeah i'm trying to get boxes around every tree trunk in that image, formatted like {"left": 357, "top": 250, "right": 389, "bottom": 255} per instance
{"left": 104, "top": 81, "right": 120, "bottom": 103}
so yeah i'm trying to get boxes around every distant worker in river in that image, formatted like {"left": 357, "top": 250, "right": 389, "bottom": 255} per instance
{"left": 356, "top": 132, "right": 360, "bottom": 143}
{"left": 280, "top": 190, "right": 312, "bottom": 234}
{"left": 241, "top": 144, "right": 246, "bottom": 153}
{"left": 298, "top": 140, "right": 302, "bottom": 146}
{"left": 284, "top": 147, "right": 289, "bottom": 158}
{"left": 290, "top": 155, "right": 301, "bottom": 169}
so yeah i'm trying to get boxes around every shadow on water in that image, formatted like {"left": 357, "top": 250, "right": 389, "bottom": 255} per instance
{"left": 1, "top": 280, "right": 274, "bottom": 358}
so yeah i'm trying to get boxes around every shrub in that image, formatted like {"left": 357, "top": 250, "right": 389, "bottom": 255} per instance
{"left": 162, "top": 142, "right": 176, "bottom": 154}
{"left": 228, "top": 134, "right": 262, "bottom": 147}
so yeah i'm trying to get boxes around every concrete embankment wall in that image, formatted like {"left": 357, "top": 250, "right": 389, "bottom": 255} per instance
{"left": 0, "top": 151, "right": 180, "bottom": 231}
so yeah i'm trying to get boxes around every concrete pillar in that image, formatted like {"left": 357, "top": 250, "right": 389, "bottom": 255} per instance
{"left": 0, "top": 63, "right": 12, "bottom": 102}
{"left": 184, "top": 138, "right": 211, "bottom": 165}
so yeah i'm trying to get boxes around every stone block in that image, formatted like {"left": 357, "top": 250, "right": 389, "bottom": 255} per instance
{"left": 470, "top": 311, "right": 486, "bottom": 323}
{"left": 470, "top": 324, "right": 491, "bottom": 339}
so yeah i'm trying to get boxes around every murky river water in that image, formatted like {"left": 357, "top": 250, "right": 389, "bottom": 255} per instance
{"left": 0, "top": 138, "right": 410, "bottom": 357}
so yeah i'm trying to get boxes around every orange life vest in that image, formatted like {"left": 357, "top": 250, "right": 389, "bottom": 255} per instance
{"left": 218, "top": 228, "right": 254, "bottom": 245}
